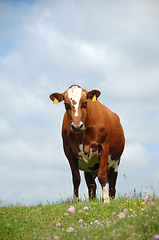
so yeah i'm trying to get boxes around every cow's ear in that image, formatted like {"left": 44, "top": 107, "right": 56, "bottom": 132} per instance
{"left": 87, "top": 90, "right": 101, "bottom": 101}
{"left": 50, "top": 93, "right": 64, "bottom": 104}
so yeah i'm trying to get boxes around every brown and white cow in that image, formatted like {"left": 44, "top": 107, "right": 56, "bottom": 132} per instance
{"left": 50, "top": 85, "right": 125, "bottom": 203}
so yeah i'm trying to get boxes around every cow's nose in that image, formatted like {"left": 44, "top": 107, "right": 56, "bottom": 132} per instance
{"left": 71, "top": 122, "right": 84, "bottom": 132}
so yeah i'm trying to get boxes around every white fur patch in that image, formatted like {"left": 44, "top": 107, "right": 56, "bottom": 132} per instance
{"left": 107, "top": 155, "right": 119, "bottom": 172}
{"left": 78, "top": 144, "right": 99, "bottom": 173}
{"left": 68, "top": 86, "right": 82, "bottom": 116}
{"left": 102, "top": 186, "right": 110, "bottom": 203}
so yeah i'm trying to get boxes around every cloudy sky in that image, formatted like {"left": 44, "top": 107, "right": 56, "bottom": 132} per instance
{"left": 0, "top": 0, "right": 159, "bottom": 205}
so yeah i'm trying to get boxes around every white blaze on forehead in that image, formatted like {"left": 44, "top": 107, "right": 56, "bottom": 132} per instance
{"left": 68, "top": 86, "right": 82, "bottom": 116}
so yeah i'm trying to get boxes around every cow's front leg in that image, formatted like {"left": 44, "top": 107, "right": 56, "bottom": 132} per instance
{"left": 84, "top": 172, "right": 97, "bottom": 199}
{"left": 98, "top": 147, "right": 110, "bottom": 203}
{"left": 72, "top": 170, "right": 81, "bottom": 199}
{"left": 68, "top": 157, "right": 81, "bottom": 200}
{"left": 64, "top": 145, "right": 81, "bottom": 200}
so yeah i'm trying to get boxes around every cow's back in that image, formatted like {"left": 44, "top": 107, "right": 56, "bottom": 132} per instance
{"left": 102, "top": 103, "right": 125, "bottom": 160}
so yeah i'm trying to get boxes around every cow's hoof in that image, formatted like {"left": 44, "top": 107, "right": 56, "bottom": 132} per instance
{"left": 103, "top": 197, "right": 110, "bottom": 204}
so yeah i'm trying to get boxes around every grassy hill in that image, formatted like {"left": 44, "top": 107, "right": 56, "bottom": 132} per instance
{"left": 0, "top": 192, "right": 159, "bottom": 240}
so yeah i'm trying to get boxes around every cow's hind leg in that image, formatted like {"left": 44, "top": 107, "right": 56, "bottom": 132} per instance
{"left": 84, "top": 172, "right": 97, "bottom": 199}
{"left": 107, "top": 167, "right": 118, "bottom": 199}
{"left": 98, "top": 147, "right": 110, "bottom": 203}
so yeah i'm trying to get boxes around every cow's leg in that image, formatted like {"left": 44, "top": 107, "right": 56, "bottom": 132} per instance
{"left": 84, "top": 172, "right": 97, "bottom": 199}
{"left": 72, "top": 170, "right": 81, "bottom": 200}
{"left": 98, "top": 146, "right": 110, "bottom": 203}
{"left": 64, "top": 146, "right": 81, "bottom": 200}
{"left": 107, "top": 167, "right": 118, "bottom": 199}
{"left": 68, "top": 159, "right": 81, "bottom": 200}
{"left": 107, "top": 158, "right": 120, "bottom": 198}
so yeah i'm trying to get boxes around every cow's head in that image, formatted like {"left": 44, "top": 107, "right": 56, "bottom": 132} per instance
{"left": 50, "top": 85, "right": 101, "bottom": 133}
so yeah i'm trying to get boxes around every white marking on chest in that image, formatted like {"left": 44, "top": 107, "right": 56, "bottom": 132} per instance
{"left": 68, "top": 86, "right": 82, "bottom": 116}
{"left": 107, "top": 156, "right": 119, "bottom": 172}
{"left": 78, "top": 144, "right": 99, "bottom": 173}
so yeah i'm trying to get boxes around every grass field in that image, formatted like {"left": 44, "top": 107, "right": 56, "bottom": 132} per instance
{"left": 0, "top": 191, "right": 159, "bottom": 240}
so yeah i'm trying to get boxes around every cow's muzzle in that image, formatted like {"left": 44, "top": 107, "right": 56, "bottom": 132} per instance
{"left": 71, "top": 122, "right": 84, "bottom": 133}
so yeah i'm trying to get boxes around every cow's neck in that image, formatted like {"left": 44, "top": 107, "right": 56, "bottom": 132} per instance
{"left": 70, "top": 131, "right": 85, "bottom": 144}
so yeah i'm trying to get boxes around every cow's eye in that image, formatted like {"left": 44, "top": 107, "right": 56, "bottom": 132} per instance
{"left": 64, "top": 102, "right": 71, "bottom": 110}
{"left": 82, "top": 101, "right": 87, "bottom": 108}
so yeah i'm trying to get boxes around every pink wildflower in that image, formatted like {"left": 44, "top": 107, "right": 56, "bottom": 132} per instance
{"left": 94, "top": 220, "right": 98, "bottom": 223}
{"left": 144, "top": 196, "right": 150, "bottom": 203}
{"left": 66, "top": 227, "right": 74, "bottom": 232}
{"left": 78, "top": 210, "right": 82, "bottom": 213}
{"left": 56, "top": 223, "right": 61, "bottom": 227}
{"left": 118, "top": 213, "right": 125, "bottom": 219}
{"left": 112, "top": 211, "right": 116, "bottom": 216}
{"left": 67, "top": 206, "right": 75, "bottom": 214}
{"left": 143, "top": 190, "right": 148, "bottom": 194}
{"left": 153, "top": 234, "right": 159, "bottom": 240}
{"left": 83, "top": 206, "right": 89, "bottom": 210}
{"left": 54, "top": 236, "right": 59, "bottom": 240}
{"left": 123, "top": 208, "right": 128, "bottom": 212}
{"left": 152, "top": 202, "right": 155, "bottom": 205}
{"left": 79, "top": 219, "right": 83, "bottom": 223}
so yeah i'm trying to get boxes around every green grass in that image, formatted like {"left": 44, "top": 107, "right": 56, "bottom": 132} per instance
{"left": 0, "top": 193, "right": 159, "bottom": 240}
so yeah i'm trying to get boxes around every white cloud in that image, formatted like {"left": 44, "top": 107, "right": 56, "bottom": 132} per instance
{"left": 0, "top": 165, "right": 72, "bottom": 205}
{"left": 121, "top": 142, "right": 150, "bottom": 172}
{"left": 0, "top": 118, "right": 12, "bottom": 136}
{"left": 0, "top": 139, "right": 65, "bottom": 167}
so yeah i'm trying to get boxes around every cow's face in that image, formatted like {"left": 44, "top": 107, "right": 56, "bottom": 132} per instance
{"left": 50, "top": 85, "right": 101, "bottom": 133}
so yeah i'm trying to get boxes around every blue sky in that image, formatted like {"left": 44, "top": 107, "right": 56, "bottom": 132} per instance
{"left": 0, "top": 0, "right": 159, "bottom": 205}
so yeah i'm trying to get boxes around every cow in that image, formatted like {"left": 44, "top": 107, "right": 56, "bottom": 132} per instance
{"left": 50, "top": 85, "right": 125, "bottom": 203}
